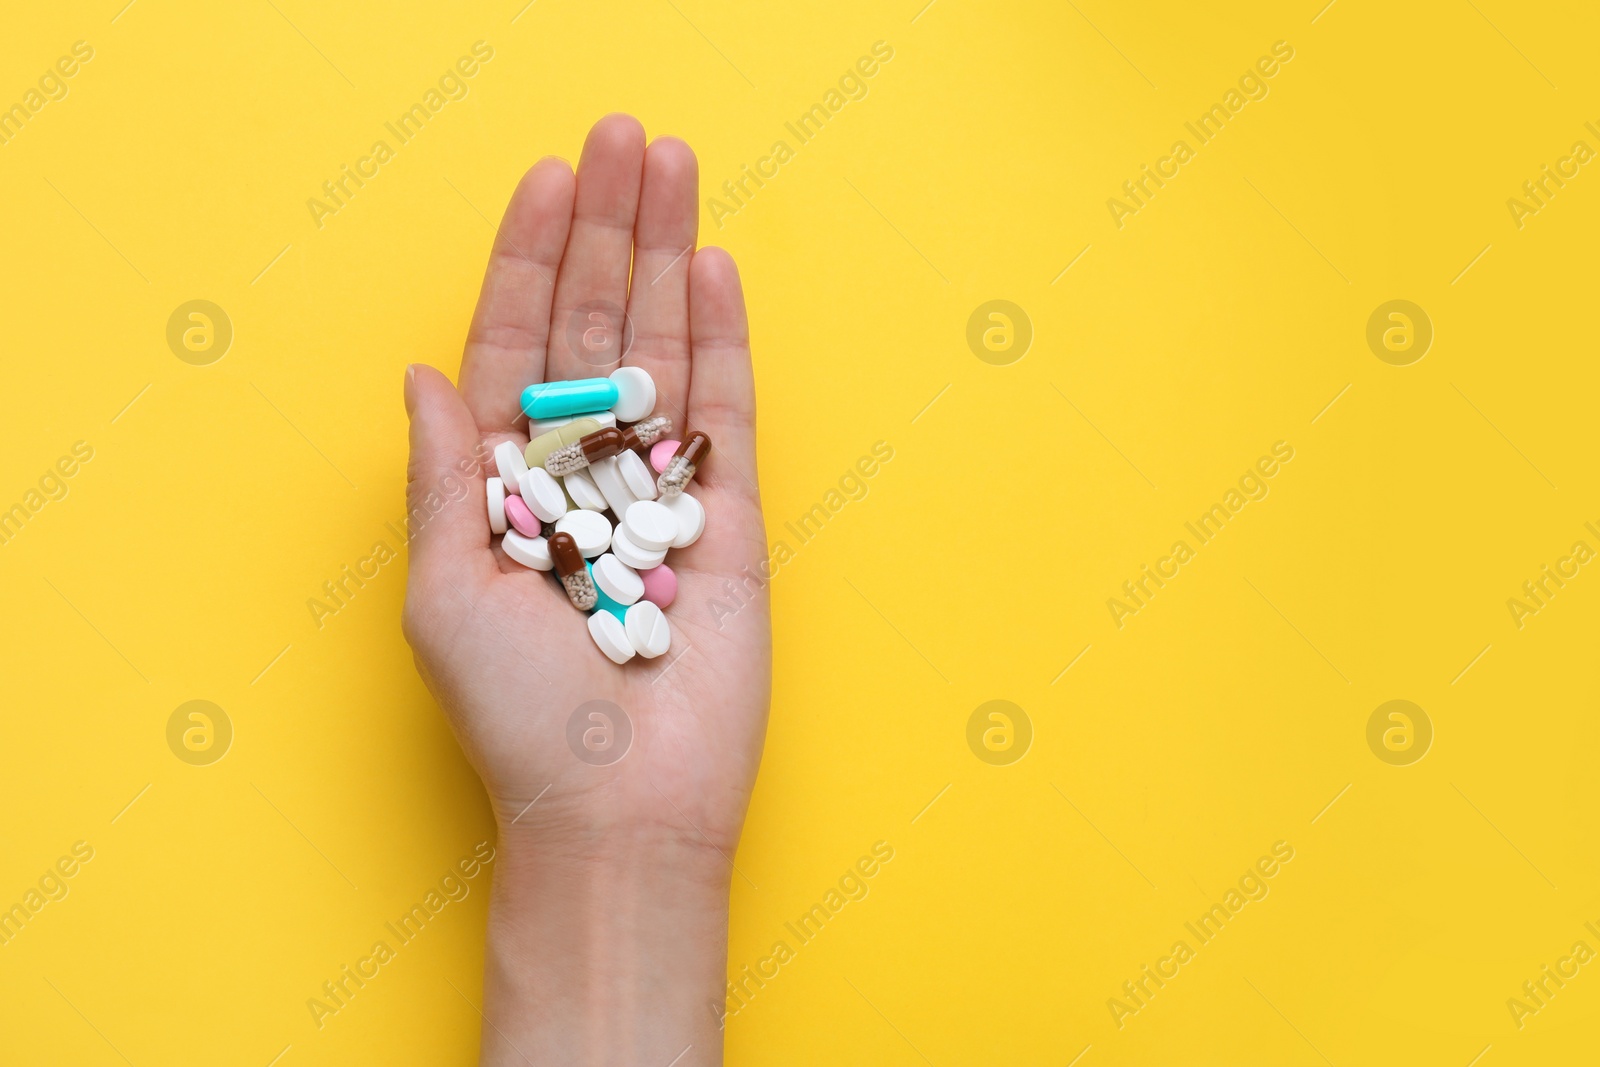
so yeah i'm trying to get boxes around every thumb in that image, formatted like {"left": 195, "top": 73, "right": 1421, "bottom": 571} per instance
{"left": 404, "top": 363, "right": 489, "bottom": 576}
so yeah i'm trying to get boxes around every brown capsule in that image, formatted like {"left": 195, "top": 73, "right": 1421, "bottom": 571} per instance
{"left": 548, "top": 532, "right": 586, "bottom": 577}
{"left": 544, "top": 415, "right": 674, "bottom": 476}
{"left": 657, "top": 431, "right": 711, "bottom": 497}
{"left": 675, "top": 431, "right": 711, "bottom": 466}
{"left": 548, "top": 532, "right": 597, "bottom": 610}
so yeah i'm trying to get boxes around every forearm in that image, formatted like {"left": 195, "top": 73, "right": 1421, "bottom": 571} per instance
{"left": 478, "top": 828, "right": 732, "bottom": 1066}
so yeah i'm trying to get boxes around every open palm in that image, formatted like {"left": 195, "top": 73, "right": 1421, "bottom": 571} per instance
{"left": 401, "top": 115, "right": 770, "bottom": 865}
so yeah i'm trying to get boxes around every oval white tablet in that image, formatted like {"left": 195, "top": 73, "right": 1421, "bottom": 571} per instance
{"left": 625, "top": 500, "right": 678, "bottom": 552}
{"left": 591, "top": 553, "right": 644, "bottom": 606}
{"left": 486, "top": 477, "right": 507, "bottom": 534}
{"left": 661, "top": 491, "right": 704, "bottom": 548}
{"left": 625, "top": 601, "right": 671, "bottom": 659}
{"left": 501, "top": 530, "right": 552, "bottom": 571}
{"left": 617, "top": 449, "right": 657, "bottom": 501}
{"left": 609, "top": 524, "right": 668, "bottom": 570}
{"left": 494, "top": 440, "right": 530, "bottom": 492}
{"left": 554, "top": 509, "right": 612, "bottom": 557}
{"left": 564, "top": 469, "right": 609, "bottom": 512}
{"left": 517, "top": 467, "right": 569, "bottom": 522}
{"left": 589, "top": 455, "right": 638, "bottom": 516}
{"left": 588, "top": 610, "right": 635, "bottom": 664}
{"left": 609, "top": 366, "right": 657, "bottom": 422}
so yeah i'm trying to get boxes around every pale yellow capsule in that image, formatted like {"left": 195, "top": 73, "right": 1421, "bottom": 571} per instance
{"left": 524, "top": 417, "right": 601, "bottom": 469}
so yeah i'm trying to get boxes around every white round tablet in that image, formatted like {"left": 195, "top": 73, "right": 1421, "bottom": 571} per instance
{"left": 501, "top": 530, "right": 552, "bottom": 571}
{"left": 624, "top": 500, "right": 678, "bottom": 552}
{"left": 609, "top": 524, "right": 667, "bottom": 570}
{"left": 617, "top": 448, "right": 658, "bottom": 501}
{"left": 494, "top": 440, "right": 530, "bottom": 492}
{"left": 609, "top": 366, "right": 657, "bottom": 422}
{"left": 661, "top": 491, "right": 704, "bottom": 548}
{"left": 588, "top": 610, "right": 635, "bottom": 664}
{"left": 589, "top": 456, "right": 638, "bottom": 516}
{"left": 554, "top": 509, "right": 612, "bottom": 557}
{"left": 625, "top": 601, "right": 671, "bottom": 658}
{"left": 486, "top": 477, "right": 507, "bottom": 534}
{"left": 518, "top": 467, "right": 569, "bottom": 522}
{"left": 563, "top": 469, "right": 609, "bottom": 512}
{"left": 591, "top": 553, "right": 644, "bottom": 606}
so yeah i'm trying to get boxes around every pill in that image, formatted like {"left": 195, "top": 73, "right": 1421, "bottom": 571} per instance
{"left": 486, "top": 477, "right": 508, "bottom": 534}
{"left": 563, "top": 468, "right": 609, "bottom": 512}
{"left": 624, "top": 500, "right": 678, "bottom": 552}
{"left": 650, "top": 439, "right": 680, "bottom": 473}
{"left": 609, "top": 366, "right": 657, "bottom": 422}
{"left": 624, "top": 601, "right": 671, "bottom": 658}
{"left": 529, "top": 411, "right": 615, "bottom": 438}
{"left": 587, "top": 609, "right": 636, "bottom": 664}
{"left": 591, "top": 553, "right": 644, "bottom": 606}
{"left": 617, "top": 448, "right": 658, "bottom": 501}
{"left": 524, "top": 417, "right": 602, "bottom": 470}
{"left": 521, "top": 378, "right": 620, "bottom": 420}
{"left": 494, "top": 440, "right": 530, "bottom": 492}
{"left": 639, "top": 564, "right": 677, "bottom": 608}
{"left": 517, "top": 467, "right": 569, "bottom": 523}
{"left": 503, "top": 493, "right": 543, "bottom": 537}
{"left": 542, "top": 416, "right": 673, "bottom": 476}
{"left": 660, "top": 490, "right": 704, "bottom": 548}
{"left": 609, "top": 524, "right": 668, "bottom": 570}
{"left": 588, "top": 456, "right": 638, "bottom": 516}
{"left": 501, "top": 530, "right": 552, "bottom": 571}
{"left": 553, "top": 509, "right": 612, "bottom": 557}
{"left": 589, "top": 562, "right": 631, "bottom": 620}
{"left": 549, "top": 532, "right": 598, "bottom": 610}
{"left": 657, "top": 431, "right": 710, "bottom": 497}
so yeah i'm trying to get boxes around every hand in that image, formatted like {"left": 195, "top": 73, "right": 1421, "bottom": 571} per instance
{"left": 401, "top": 114, "right": 770, "bottom": 1064}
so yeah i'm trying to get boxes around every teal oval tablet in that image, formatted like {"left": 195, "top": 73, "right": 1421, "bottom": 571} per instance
{"left": 521, "top": 378, "right": 619, "bottom": 419}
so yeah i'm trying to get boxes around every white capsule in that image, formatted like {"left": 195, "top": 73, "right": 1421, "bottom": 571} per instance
{"left": 529, "top": 411, "right": 615, "bottom": 438}
{"left": 564, "top": 468, "right": 609, "bottom": 512}
{"left": 609, "top": 366, "right": 656, "bottom": 422}
{"left": 501, "top": 530, "right": 552, "bottom": 571}
{"left": 517, "top": 467, "right": 569, "bottom": 522}
{"left": 660, "top": 491, "right": 704, "bottom": 548}
{"left": 625, "top": 601, "right": 671, "bottom": 658}
{"left": 617, "top": 448, "right": 658, "bottom": 501}
{"left": 553, "top": 509, "right": 612, "bottom": 557}
{"left": 589, "top": 455, "right": 638, "bottom": 516}
{"left": 493, "top": 440, "right": 529, "bottom": 492}
{"left": 486, "top": 477, "right": 507, "bottom": 534}
{"left": 609, "top": 523, "right": 668, "bottom": 570}
{"left": 624, "top": 500, "right": 678, "bottom": 552}
{"left": 591, "top": 553, "right": 644, "bottom": 606}
{"left": 587, "top": 610, "right": 636, "bottom": 664}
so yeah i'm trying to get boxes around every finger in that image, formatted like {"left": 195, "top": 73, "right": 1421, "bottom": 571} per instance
{"left": 458, "top": 158, "right": 575, "bottom": 433}
{"left": 545, "top": 113, "right": 646, "bottom": 383}
{"left": 623, "top": 136, "right": 697, "bottom": 429}
{"left": 685, "top": 247, "right": 759, "bottom": 501}
{"left": 405, "top": 364, "right": 491, "bottom": 582}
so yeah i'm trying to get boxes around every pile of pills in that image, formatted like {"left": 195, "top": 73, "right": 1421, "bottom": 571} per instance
{"left": 485, "top": 366, "right": 709, "bottom": 665}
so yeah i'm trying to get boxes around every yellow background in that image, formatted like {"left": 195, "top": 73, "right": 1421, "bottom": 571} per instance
{"left": 3, "top": 0, "right": 1597, "bottom": 1063}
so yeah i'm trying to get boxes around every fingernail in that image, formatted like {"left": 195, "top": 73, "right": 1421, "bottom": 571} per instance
{"left": 404, "top": 364, "right": 418, "bottom": 417}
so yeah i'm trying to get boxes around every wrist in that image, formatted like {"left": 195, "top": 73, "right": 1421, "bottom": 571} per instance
{"left": 477, "top": 823, "right": 733, "bottom": 1066}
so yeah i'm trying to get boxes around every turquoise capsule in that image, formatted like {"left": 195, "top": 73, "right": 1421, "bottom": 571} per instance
{"left": 521, "top": 378, "right": 619, "bottom": 419}
{"left": 585, "top": 561, "right": 630, "bottom": 621}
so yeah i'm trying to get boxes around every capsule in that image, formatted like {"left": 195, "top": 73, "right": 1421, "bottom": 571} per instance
{"left": 549, "top": 532, "right": 597, "bottom": 610}
{"left": 657, "top": 431, "right": 710, "bottom": 497}
{"left": 520, "top": 378, "right": 619, "bottom": 420}
{"left": 543, "top": 415, "right": 673, "bottom": 476}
